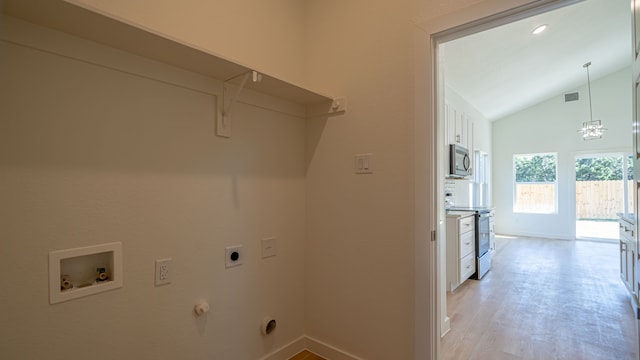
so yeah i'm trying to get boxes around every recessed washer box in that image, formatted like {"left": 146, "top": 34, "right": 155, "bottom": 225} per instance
{"left": 49, "top": 242, "right": 123, "bottom": 304}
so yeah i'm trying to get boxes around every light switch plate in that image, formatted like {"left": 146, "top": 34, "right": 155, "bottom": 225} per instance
{"left": 355, "top": 153, "right": 373, "bottom": 174}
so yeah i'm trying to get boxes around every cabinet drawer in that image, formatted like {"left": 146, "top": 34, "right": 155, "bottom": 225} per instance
{"left": 459, "top": 216, "right": 474, "bottom": 235}
{"left": 460, "top": 252, "right": 476, "bottom": 281}
{"left": 459, "top": 231, "right": 474, "bottom": 258}
{"left": 620, "top": 223, "right": 634, "bottom": 241}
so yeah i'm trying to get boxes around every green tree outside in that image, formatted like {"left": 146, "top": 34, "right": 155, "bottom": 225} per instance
{"left": 515, "top": 154, "right": 557, "bottom": 182}
{"left": 575, "top": 155, "right": 634, "bottom": 181}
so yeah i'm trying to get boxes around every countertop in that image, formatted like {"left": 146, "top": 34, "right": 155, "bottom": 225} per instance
{"left": 446, "top": 210, "right": 476, "bottom": 218}
{"left": 617, "top": 212, "right": 635, "bottom": 225}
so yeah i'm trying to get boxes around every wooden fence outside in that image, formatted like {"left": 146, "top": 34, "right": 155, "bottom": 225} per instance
{"left": 575, "top": 180, "right": 633, "bottom": 219}
{"left": 515, "top": 180, "right": 633, "bottom": 219}
{"left": 514, "top": 183, "right": 555, "bottom": 213}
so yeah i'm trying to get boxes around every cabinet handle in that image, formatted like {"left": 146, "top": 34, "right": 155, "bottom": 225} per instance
{"left": 465, "top": 242, "right": 471, "bottom": 245}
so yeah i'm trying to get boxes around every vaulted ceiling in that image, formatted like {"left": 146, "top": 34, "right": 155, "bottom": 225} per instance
{"left": 441, "top": 0, "right": 631, "bottom": 121}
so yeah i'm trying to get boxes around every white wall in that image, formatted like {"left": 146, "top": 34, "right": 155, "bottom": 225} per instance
{"left": 303, "top": 1, "right": 415, "bottom": 358}
{"left": 492, "top": 68, "right": 632, "bottom": 239}
{"left": 68, "top": 0, "right": 307, "bottom": 87}
{"left": 0, "top": 16, "right": 307, "bottom": 360}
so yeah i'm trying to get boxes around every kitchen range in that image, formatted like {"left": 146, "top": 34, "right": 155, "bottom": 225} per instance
{"left": 447, "top": 206, "right": 493, "bottom": 279}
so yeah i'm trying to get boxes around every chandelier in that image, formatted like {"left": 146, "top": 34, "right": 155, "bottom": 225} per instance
{"left": 578, "top": 62, "right": 607, "bottom": 140}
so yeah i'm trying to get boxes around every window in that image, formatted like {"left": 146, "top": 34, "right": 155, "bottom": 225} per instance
{"left": 513, "top": 153, "right": 557, "bottom": 213}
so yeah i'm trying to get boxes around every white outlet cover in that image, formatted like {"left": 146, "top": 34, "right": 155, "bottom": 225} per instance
{"left": 155, "top": 258, "right": 171, "bottom": 286}
{"left": 225, "top": 245, "right": 243, "bottom": 268}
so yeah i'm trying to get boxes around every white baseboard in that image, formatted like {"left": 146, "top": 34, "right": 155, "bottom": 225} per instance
{"left": 497, "top": 232, "right": 573, "bottom": 241}
{"left": 260, "top": 336, "right": 306, "bottom": 360}
{"left": 441, "top": 316, "right": 451, "bottom": 338}
{"left": 261, "top": 335, "right": 361, "bottom": 360}
{"left": 305, "top": 336, "right": 362, "bottom": 360}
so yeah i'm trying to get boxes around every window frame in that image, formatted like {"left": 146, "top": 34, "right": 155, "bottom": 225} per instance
{"left": 574, "top": 152, "right": 634, "bottom": 217}
{"left": 512, "top": 152, "right": 558, "bottom": 214}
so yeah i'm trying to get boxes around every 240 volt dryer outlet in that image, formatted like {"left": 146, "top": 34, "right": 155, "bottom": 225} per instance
{"left": 225, "top": 245, "right": 243, "bottom": 268}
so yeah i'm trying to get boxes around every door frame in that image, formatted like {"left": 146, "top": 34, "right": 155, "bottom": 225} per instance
{"left": 413, "top": 0, "right": 585, "bottom": 358}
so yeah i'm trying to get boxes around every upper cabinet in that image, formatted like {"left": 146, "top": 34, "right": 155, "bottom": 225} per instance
{"left": 445, "top": 102, "right": 474, "bottom": 152}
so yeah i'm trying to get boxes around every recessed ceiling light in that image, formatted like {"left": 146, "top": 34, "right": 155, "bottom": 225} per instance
{"left": 532, "top": 24, "right": 547, "bottom": 35}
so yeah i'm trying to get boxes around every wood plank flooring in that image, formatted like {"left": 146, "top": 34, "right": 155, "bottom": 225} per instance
{"left": 442, "top": 236, "right": 637, "bottom": 360}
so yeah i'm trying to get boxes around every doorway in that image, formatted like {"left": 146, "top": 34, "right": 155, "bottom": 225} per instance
{"left": 429, "top": 0, "right": 634, "bottom": 358}
{"left": 575, "top": 153, "right": 634, "bottom": 240}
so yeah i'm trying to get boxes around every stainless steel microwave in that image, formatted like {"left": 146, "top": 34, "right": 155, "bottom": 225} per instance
{"left": 449, "top": 144, "right": 471, "bottom": 178}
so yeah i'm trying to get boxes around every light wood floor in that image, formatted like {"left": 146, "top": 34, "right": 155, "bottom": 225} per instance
{"left": 289, "top": 350, "right": 326, "bottom": 360}
{"left": 442, "top": 236, "right": 638, "bottom": 360}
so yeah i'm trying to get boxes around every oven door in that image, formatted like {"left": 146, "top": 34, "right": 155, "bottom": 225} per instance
{"left": 476, "top": 213, "right": 490, "bottom": 256}
{"left": 475, "top": 212, "right": 492, "bottom": 279}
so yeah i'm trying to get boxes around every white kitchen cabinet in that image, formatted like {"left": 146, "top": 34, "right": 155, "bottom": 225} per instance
{"left": 489, "top": 210, "right": 496, "bottom": 252}
{"left": 446, "top": 212, "right": 476, "bottom": 292}
{"left": 620, "top": 216, "right": 636, "bottom": 296}
{"left": 445, "top": 103, "right": 456, "bottom": 147}
{"left": 455, "top": 109, "right": 465, "bottom": 144}
{"left": 445, "top": 102, "right": 474, "bottom": 166}
{"left": 461, "top": 113, "right": 474, "bottom": 153}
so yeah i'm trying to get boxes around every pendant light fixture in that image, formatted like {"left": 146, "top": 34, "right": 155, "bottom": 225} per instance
{"left": 578, "top": 62, "right": 607, "bottom": 140}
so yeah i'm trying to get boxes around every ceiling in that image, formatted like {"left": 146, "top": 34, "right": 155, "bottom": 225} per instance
{"left": 441, "top": 0, "right": 631, "bottom": 121}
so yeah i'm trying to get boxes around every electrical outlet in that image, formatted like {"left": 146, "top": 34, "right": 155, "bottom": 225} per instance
{"left": 225, "top": 245, "right": 243, "bottom": 268}
{"left": 155, "top": 258, "right": 172, "bottom": 285}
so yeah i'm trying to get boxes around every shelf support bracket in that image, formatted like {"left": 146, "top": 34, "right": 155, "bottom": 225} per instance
{"left": 217, "top": 70, "right": 262, "bottom": 138}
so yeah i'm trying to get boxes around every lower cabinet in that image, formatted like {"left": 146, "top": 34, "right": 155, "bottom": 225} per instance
{"left": 489, "top": 210, "right": 496, "bottom": 252}
{"left": 459, "top": 252, "right": 475, "bottom": 281}
{"left": 446, "top": 212, "right": 476, "bottom": 292}
{"left": 620, "top": 216, "right": 635, "bottom": 295}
